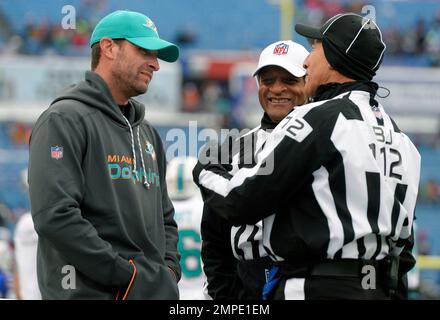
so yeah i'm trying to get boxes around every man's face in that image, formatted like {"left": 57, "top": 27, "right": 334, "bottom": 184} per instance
{"left": 111, "top": 40, "right": 160, "bottom": 99}
{"left": 257, "top": 66, "right": 306, "bottom": 122}
{"left": 303, "top": 41, "right": 333, "bottom": 98}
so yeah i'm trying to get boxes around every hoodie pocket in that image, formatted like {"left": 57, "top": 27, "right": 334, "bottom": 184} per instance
{"left": 115, "top": 259, "right": 137, "bottom": 300}
{"left": 120, "top": 256, "right": 178, "bottom": 300}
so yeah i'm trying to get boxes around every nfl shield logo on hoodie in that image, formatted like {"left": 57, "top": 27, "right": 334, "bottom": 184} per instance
{"left": 51, "top": 146, "right": 63, "bottom": 160}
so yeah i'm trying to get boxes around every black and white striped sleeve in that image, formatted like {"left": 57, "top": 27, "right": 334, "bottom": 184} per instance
{"left": 193, "top": 103, "right": 330, "bottom": 226}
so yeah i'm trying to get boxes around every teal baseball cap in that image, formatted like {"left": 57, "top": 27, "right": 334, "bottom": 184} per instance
{"left": 90, "top": 10, "right": 179, "bottom": 62}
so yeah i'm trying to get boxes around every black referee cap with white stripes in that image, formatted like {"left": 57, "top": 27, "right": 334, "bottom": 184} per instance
{"left": 295, "top": 13, "right": 386, "bottom": 80}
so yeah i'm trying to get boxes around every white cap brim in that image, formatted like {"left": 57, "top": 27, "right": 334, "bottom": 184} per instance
{"left": 253, "top": 62, "right": 306, "bottom": 78}
{"left": 253, "top": 40, "right": 309, "bottom": 78}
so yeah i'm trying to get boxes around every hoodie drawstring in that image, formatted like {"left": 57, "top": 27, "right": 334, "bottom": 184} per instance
{"left": 137, "top": 127, "right": 150, "bottom": 189}
{"left": 123, "top": 116, "right": 150, "bottom": 189}
{"left": 123, "top": 116, "right": 137, "bottom": 178}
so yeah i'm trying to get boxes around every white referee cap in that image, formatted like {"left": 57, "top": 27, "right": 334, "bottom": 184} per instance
{"left": 253, "top": 40, "right": 309, "bottom": 77}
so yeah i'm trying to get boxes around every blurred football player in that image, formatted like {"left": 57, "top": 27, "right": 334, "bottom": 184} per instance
{"left": 167, "top": 156, "right": 205, "bottom": 300}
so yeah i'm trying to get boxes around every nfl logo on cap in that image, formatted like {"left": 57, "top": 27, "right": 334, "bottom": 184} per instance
{"left": 51, "top": 146, "right": 63, "bottom": 160}
{"left": 273, "top": 43, "right": 289, "bottom": 55}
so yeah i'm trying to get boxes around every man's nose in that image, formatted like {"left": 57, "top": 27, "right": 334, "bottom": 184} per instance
{"left": 270, "top": 79, "right": 286, "bottom": 93}
{"left": 148, "top": 56, "right": 160, "bottom": 71}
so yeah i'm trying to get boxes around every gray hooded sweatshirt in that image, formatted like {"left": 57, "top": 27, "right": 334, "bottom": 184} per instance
{"left": 28, "top": 71, "right": 180, "bottom": 299}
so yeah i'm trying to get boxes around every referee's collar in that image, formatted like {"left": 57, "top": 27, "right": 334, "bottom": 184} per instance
{"left": 313, "top": 81, "right": 379, "bottom": 102}
{"left": 260, "top": 112, "right": 279, "bottom": 130}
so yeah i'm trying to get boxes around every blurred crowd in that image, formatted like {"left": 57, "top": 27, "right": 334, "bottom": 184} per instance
{"left": 300, "top": 0, "right": 440, "bottom": 66}
{"left": 0, "top": 0, "right": 438, "bottom": 66}
{"left": 419, "top": 178, "right": 440, "bottom": 205}
{"left": 0, "top": 0, "right": 438, "bottom": 126}
{"left": 384, "top": 12, "right": 440, "bottom": 66}
{"left": 0, "top": 0, "right": 106, "bottom": 56}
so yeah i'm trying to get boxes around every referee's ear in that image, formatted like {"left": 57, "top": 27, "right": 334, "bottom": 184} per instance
{"left": 298, "top": 76, "right": 308, "bottom": 106}
{"left": 255, "top": 74, "right": 261, "bottom": 89}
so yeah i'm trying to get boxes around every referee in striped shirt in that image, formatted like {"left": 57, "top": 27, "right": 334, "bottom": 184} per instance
{"left": 193, "top": 13, "right": 421, "bottom": 300}
{"left": 201, "top": 41, "right": 309, "bottom": 300}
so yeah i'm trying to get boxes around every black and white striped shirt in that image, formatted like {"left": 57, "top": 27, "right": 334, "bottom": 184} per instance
{"left": 200, "top": 114, "right": 278, "bottom": 299}
{"left": 195, "top": 82, "right": 421, "bottom": 263}
{"left": 229, "top": 125, "right": 276, "bottom": 261}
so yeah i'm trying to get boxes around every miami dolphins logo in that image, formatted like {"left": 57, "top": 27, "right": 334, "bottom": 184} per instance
{"left": 145, "top": 140, "right": 156, "bottom": 161}
{"left": 143, "top": 18, "right": 158, "bottom": 34}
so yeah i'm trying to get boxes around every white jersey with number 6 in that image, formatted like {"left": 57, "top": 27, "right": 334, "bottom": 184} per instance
{"left": 172, "top": 194, "right": 205, "bottom": 300}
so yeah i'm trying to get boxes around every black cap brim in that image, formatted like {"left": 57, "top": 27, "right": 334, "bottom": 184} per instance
{"left": 295, "top": 24, "right": 323, "bottom": 40}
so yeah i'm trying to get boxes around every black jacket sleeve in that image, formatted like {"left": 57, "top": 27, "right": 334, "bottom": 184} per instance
{"left": 201, "top": 204, "right": 245, "bottom": 299}
{"left": 193, "top": 111, "right": 323, "bottom": 226}
{"left": 199, "top": 133, "right": 255, "bottom": 299}
{"left": 393, "top": 226, "right": 416, "bottom": 300}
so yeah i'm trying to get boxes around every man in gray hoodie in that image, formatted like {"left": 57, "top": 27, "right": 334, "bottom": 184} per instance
{"left": 28, "top": 10, "right": 181, "bottom": 299}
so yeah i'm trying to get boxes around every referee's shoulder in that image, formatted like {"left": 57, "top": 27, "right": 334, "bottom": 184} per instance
{"left": 298, "top": 98, "right": 349, "bottom": 123}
